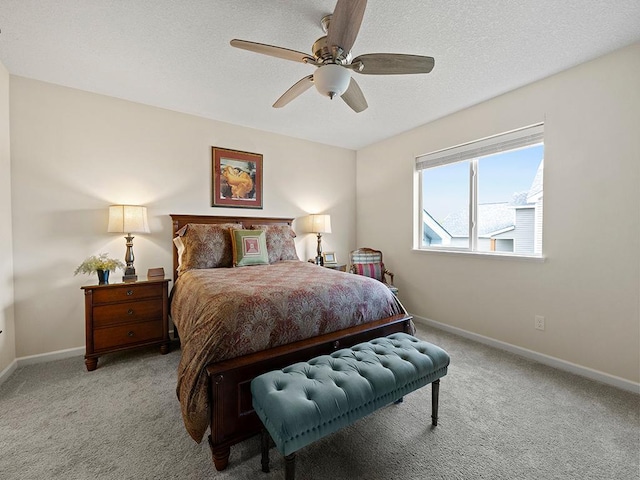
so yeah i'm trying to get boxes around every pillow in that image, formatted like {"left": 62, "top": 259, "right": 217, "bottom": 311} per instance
{"left": 354, "top": 262, "right": 385, "bottom": 283}
{"left": 251, "top": 224, "right": 299, "bottom": 263}
{"left": 230, "top": 229, "right": 269, "bottom": 267}
{"left": 173, "top": 236, "right": 186, "bottom": 270}
{"left": 175, "top": 223, "right": 241, "bottom": 273}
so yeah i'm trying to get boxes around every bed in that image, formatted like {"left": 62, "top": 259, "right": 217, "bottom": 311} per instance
{"left": 169, "top": 214, "right": 413, "bottom": 471}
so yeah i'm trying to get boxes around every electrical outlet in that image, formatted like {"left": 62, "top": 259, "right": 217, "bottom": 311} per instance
{"left": 534, "top": 315, "right": 545, "bottom": 331}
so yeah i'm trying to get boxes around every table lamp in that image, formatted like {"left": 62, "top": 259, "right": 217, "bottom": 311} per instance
{"left": 108, "top": 205, "right": 150, "bottom": 282}
{"left": 309, "top": 214, "right": 331, "bottom": 266}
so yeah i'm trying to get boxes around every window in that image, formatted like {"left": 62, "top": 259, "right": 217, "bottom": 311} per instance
{"left": 416, "top": 124, "right": 544, "bottom": 257}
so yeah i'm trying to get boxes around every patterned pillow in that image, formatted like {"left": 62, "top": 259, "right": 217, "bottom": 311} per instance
{"left": 251, "top": 224, "right": 299, "bottom": 263}
{"left": 231, "top": 229, "right": 269, "bottom": 267}
{"left": 175, "top": 223, "right": 241, "bottom": 273}
{"left": 354, "top": 262, "right": 385, "bottom": 282}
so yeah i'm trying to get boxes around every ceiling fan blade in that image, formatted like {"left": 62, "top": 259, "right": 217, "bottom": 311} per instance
{"left": 273, "top": 75, "right": 314, "bottom": 108}
{"left": 230, "top": 39, "right": 312, "bottom": 64}
{"left": 352, "top": 53, "right": 435, "bottom": 75}
{"left": 341, "top": 78, "right": 368, "bottom": 113}
{"left": 327, "top": 0, "right": 367, "bottom": 54}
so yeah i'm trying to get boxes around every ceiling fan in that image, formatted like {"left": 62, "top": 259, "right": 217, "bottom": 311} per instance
{"left": 230, "top": 0, "right": 435, "bottom": 113}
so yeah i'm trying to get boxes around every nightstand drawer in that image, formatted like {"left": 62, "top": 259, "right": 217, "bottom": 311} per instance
{"left": 94, "top": 320, "right": 164, "bottom": 351}
{"left": 93, "top": 299, "right": 162, "bottom": 328}
{"left": 92, "top": 283, "right": 163, "bottom": 304}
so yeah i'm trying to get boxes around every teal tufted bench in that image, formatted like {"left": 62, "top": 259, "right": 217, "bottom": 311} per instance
{"left": 251, "top": 332, "right": 450, "bottom": 479}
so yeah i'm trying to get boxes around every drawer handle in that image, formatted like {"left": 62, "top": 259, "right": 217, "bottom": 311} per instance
{"left": 128, "top": 331, "right": 135, "bottom": 337}
{"left": 127, "top": 309, "right": 134, "bottom": 315}
{"left": 126, "top": 290, "right": 134, "bottom": 296}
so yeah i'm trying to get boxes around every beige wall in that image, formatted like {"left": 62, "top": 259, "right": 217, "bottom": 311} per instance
{"left": 6, "top": 44, "right": 639, "bottom": 386}
{"left": 0, "top": 60, "right": 15, "bottom": 374}
{"left": 356, "top": 43, "right": 640, "bottom": 383}
{"left": 9, "top": 77, "right": 355, "bottom": 357}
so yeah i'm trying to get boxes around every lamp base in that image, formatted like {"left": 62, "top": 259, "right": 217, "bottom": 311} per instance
{"left": 316, "top": 232, "right": 324, "bottom": 266}
{"left": 123, "top": 235, "right": 137, "bottom": 282}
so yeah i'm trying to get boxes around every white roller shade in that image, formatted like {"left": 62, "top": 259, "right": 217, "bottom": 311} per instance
{"left": 416, "top": 123, "right": 543, "bottom": 170}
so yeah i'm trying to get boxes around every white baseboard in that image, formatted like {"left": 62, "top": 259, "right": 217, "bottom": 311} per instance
{"left": 0, "top": 332, "right": 180, "bottom": 384}
{"left": 0, "top": 347, "right": 85, "bottom": 385}
{"left": 3, "top": 323, "right": 637, "bottom": 394}
{"left": 412, "top": 314, "right": 640, "bottom": 394}
{"left": 16, "top": 346, "right": 85, "bottom": 367}
{"left": 0, "top": 359, "right": 18, "bottom": 386}
{"left": 0, "top": 335, "right": 181, "bottom": 383}
{"left": 2, "top": 347, "right": 84, "bottom": 385}
{"left": 0, "top": 346, "right": 85, "bottom": 384}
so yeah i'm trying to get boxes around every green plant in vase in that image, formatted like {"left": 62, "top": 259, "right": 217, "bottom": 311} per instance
{"left": 74, "top": 253, "right": 125, "bottom": 284}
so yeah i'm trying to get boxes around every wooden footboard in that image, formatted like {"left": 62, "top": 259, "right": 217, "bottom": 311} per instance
{"left": 205, "top": 313, "right": 413, "bottom": 471}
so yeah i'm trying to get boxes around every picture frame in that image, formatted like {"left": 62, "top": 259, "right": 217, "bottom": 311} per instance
{"left": 322, "top": 252, "right": 337, "bottom": 265}
{"left": 212, "top": 147, "right": 263, "bottom": 209}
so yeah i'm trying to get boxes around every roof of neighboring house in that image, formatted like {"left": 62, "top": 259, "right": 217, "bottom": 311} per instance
{"left": 424, "top": 158, "right": 543, "bottom": 240}
{"left": 442, "top": 203, "right": 516, "bottom": 237}
{"left": 527, "top": 159, "right": 544, "bottom": 202}
{"left": 423, "top": 209, "right": 452, "bottom": 242}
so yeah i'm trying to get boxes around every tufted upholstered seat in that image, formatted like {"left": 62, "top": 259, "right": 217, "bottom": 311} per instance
{"left": 251, "top": 332, "right": 450, "bottom": 479}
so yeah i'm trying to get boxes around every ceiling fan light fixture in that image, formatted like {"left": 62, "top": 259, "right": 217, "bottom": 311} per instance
{"left": 230, "top": 0, "right": 434, "bottom": 112}
{"left": 313, "top": 64, "right": 351, "bottom": 99}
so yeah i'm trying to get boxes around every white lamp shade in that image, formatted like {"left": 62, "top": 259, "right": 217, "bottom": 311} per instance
{"left": 108, "top": 205, "right": 150, "bottom": 234}
{"left": 314, "top": 64, "right": 351, "bottom": 99}
{"left": 309, "top": 214, "right": 332, "bottom": 234}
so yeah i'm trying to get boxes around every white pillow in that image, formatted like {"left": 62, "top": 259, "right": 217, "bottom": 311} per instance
{"left": 173, "top": 236, "right": 185, "bottom": 272}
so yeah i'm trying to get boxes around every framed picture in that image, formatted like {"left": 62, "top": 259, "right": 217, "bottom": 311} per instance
{"left": 323, "top": 252, "right": 337, "bottom": 265}
{"left": 212, "top": 147, "right": 263, "bottom": 209}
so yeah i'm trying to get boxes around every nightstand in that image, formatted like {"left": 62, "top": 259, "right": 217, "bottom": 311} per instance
{"left": 81, "top": 278, "right": 170, "bottom": 371}
{"left": 323, "top": 264, "right": 347, "bottom": 272}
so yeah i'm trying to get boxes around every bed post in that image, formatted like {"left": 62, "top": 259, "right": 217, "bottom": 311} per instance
{"left": 209, "top": 373, "right": 231, "bottom": 471}
{"left": 209, "top": 440, "right": 231, "bottom": 471}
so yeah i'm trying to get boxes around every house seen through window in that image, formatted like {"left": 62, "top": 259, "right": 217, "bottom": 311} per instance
{"left": 416, "top": 124, "right": 544, "bottom": 257}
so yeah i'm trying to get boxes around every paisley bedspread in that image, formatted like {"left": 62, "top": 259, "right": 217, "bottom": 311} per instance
{"left": 170, "top": 260, "right": 406, "bottom": 442}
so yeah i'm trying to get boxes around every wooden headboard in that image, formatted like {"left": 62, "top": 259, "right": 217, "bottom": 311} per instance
{"left": 170, "top": 214, "right": 295, "bottom": 282}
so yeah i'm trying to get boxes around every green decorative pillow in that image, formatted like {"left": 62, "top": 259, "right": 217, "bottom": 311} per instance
{"left": 230, "top": 229, "right": 269, "bottom": 267}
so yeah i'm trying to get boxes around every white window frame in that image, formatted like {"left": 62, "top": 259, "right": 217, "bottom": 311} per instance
{"left": 415, "top": 123, "right": 544, "bottom": 259}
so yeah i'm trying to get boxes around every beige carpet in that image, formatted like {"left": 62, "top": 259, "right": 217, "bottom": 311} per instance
{"left": 0, "top": 323, "right": 638, "bottom": 479}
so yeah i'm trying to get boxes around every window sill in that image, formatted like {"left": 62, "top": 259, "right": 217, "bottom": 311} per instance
{"left": 412, "top": 248, "right": 546, "bottom": 263}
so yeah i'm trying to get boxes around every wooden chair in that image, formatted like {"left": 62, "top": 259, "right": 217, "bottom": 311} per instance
{"left": 349, "top": 247, "right": 398, "bottom": 295}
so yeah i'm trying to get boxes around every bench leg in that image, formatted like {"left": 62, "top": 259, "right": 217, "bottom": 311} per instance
{"left": 285, "top": 453, "right": 296, "bottom": 480}
{"left": 431, "top": 379, "right": 440, "bottom": 426}
{"left": 261, "top": 428, "right": 270, "bottom": 473}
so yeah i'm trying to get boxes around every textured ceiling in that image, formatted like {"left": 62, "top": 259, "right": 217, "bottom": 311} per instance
{"left": 1, "top": 1, "right": 639, "bottom": 150}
